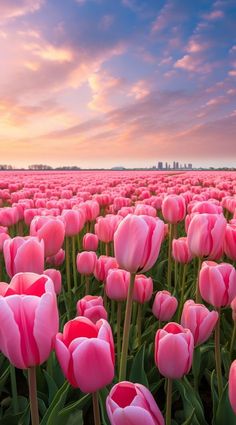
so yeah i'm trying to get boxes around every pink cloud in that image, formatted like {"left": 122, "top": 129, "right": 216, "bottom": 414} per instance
{"left": 174, "top": 54, "right": 212, "bottom": 73}
{"left": 0, "top": 0, "right": 44, "bottom": 21}
{"left": 203, "top": 10, "right": 224, "bottom": 20}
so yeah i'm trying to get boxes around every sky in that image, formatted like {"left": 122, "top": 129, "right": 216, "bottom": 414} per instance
{"left": 0, "top": 0, "right": 236, "bottom": 169}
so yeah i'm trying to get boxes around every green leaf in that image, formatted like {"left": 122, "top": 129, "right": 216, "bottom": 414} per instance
{"left": 215, "top": 383, "right": 236, "bottom": 425}
{"left": 43, "top": 370, "right": 58, "bottom": 404}
{"left": 211, "top": 370, "right": 219, "bottom": 424}
{"left": 129, "top": 344, "right": 149, "bottom": 387}
{"left": 40, "top": 380, "right": 70, "bottom": 425}
{"left": 99, "top": 387, "right": 110, "bottom": 425}
{"left": 0, "top": 366, "right": 10, "bottom": 393}
{"left": 57, "top": 393, "right": 90, "bottom": 425}
{"left": 182, "top": 408, "right": 195, "bottom": 425}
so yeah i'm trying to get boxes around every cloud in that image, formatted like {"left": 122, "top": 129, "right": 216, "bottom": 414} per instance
{"left": 88, "top": 70, "right": 124, "bottom": 112}
{"left": 99, "top": 15, "right": 114, "bottom": 30}
{"left": 203, "top": 10, "right": 224, "bottom": 20}
{"left": 0, "top": 0, "right": 43, "bottom": 21}
{"left": 174, "top": 54, "right": 212, "bottom": 73}
{"left": 128, "top": 80, "right": 150, "bottom": 100}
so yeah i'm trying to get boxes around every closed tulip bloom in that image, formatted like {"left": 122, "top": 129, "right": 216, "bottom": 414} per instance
{"left": 106, "top": 381, "right": 164, "bottom": 425}
{"left": 55, "top": 317, "right": 114, "bottom": 393}
{"left": 0, "top": 272, "right": 59, "bottom": 369}
{"left": 224, "top": 222, "right": 236, "bottom": 261}
{"left": 229, "top": 360, "right": 236, "bottom": 414}
{"left": 84, "top": 200, "right": 100, "bottom": 222}
{"left": 83, "top": 233, "right": 99, "bottom": 251}
{"left": 106, "top": 269, "right": 130, "bottom": 301}
{"left": 30, "top": 216, "right": 65, "bottom": 257}
{"left": 94, "top": 255, "right": 118, "bottom": 282}
{"left": 76, "top": 251, "right": 97, "bottom": 275}
{"left": 133, "top": 275, "right": 153, "bottom": 304}
{"left": 172, "top": 237, "right": 192, "bottom": 264}
{"left": 199, "top": 261, "right": 236, "bottom": 308}
{"left": 46, "top": 248, "right": 65, "bottom": 267}
{"left": 114, "top": 214, "right": 164, "bottom": 273}
{"left": 187, "top": 213, "right": 226, "bottom": 260}
{"left": 61, "top": 209, "right": 85, "bottom": 236}
{"left": 0, "top": 207, "right": 18, "bottom": 227}
{"left": 155, "top": 322, "right": 194, "bottom": 379}
{"left": 3, "top": 236, "right": 44, "bottom": 278}
{"left": 76, "top": 295, "right": 107, "bottom": 323}
{"left": 181, "top": 300, "right": 218, "bottom": 346}
{"left": 162, "top": 195, "right": 186, "bottom": 224}
{"left": 0, "top": 233, "right": 10, "bottom": 252}
{"left": 43, "top": 269, "right": 62, "bottom": 294}
{"left": 152, "top": 290, "right": 178, "bottom": 322}
{"left": 95, "top": 215, "right": 122, "bottom": 243}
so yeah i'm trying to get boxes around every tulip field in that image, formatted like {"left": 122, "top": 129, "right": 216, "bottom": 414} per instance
{"left": 0, "top": 169, "right": 236, "bottom": 425}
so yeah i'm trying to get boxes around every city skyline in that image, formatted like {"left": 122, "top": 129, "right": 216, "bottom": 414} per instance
{"left": 0, "top": 0, "right": 236, "bottom": 168}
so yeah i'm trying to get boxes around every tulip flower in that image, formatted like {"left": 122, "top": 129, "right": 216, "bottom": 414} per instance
{"left": 43, "top": 268, "right": 62, "bottom": 294}
{"left": 224, "top": 221, "right": 236, "bottom": 261}
{"left": 106, "top": 268, "right": 130, "bottom": 302}
{"left": 3, "top": 236, "right": 44, "bottom": 278}
{"left": 55, "top": 317, "right": 114, "bottom": 393}
{"left": 106, "top": 381, "right": 164, "bottom": 425}
{"left": 162, "top": 195, "right": 186, "bottom": 224}
{"left": 30, "top": 216, "right": 65, "bottom": 257}
{"left": 77, "top": 251, "right": 97, "bottom": 294}
{"left": 76, "top": 295, "right": 107, "bottom": 323}
{"left": 199, "top": 261, "right": 236, "bottom": 308}
{"left": 181, "top": 300, "right": 218, "bottom": 346}
{"left": 114, "top": 214, "right": 164, "bottom": 380}
{"left": 155, "top": 322, "right": 194, "bottom": 425}
{"left": 114, "top": 214, "right": 164, "bottom": 274}
{"left": 187, "top": 213, "right": 226, "bottom": 260}
{"left": 83, "top": 233, "right": 99, "bottom": 251}
{"left": 172, "top": 237, "right": 192, "bottom": 264}
{"left": 152, "top": 290, "right": 178, "bottom": 322}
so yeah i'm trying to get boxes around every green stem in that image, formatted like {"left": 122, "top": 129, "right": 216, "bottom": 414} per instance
{"left": 137, "top": 303, "right": 142, "bottom": 348}
{"left": 10, "top": 365, "right": 18, "bottom": 414}
{"left": 177, "top": 263, "right": 187, "bottom": 322}
{"left": 65, "top": 236, "right": 71, "bottom": 296}
{"left": 119, "top": 272, "right": 135, "bottom": 381}
{"left": 72, "top": 235, "right": 77, "bottom": 290}
{"left": 92, "top": 391, "right": 101, "bottom": 425}
{"left": 174, "top": 260, "right": 178, "bottom": 291}
{"left": 105, "top": 243, "right": 110, "bottom": 257}
{"left": 166, "top": 378, "right": 173, "bottom": 425}
{"left": 167, "top": 224, "right": 173, "bottom": 291}
{"left": 230, "top": 321, "right": 236, "bottom": 358}
{"left": 215, "top": 309, "right": 223, "bottom": 398}
{"left": 85, "top": 275, "right": 90, "bottom": 295}
{"left": 195, "top": 257, "right": 202, "bottom": 303}
{"left": 117, "top": 302, "right": 122, "bottom": 373}
{"left": 28, "top": 367, "right": 39, "bottom": 425}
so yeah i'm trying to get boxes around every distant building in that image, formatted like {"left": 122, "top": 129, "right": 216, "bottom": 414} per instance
{"left": 157, "top": 161, "right": 163, "bottom": 170}
{"left": 188, "top": 163, "right": 193, "bottom": 169}
{"left": 111, "top": 166, "right": 126, "bottom": 170}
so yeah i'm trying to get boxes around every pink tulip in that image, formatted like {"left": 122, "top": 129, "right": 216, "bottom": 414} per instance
{"left": 152, "top": 290, "right": 178, "bottom": 321}
{"left": 114, "top": 214, "right": 164, "bottom": 273}
{"left": 162, "top": 195, "right": 186, "bottom": 224}
{"left": 30, "top": 216, "right": 65, "bottom": 257}
{"left": 172, "top": 237, "right": 192, "bottom": 264}
{"left": 76, "top": 251, "right": 97, "bottom": 275}
{"left": 55, "top": 317, "right": 114, "bottom": 392}
{"left": 155, "top": 322, "right": 194, "bottom": 379}
{"left": 94, "top": 255, "right": 118, "bottom": 281}
{"left": 181, "top": 300, "right": 218, "bottom": 346}
{"left": 46, "top": 248, "right": 65, "bottom": 267}
{"left": 61, "top": 209, "right": 85, "bottom": 236}
{"left": 106, "top": 269, "right": 130, "bottom": 301}
{"left": 187, "top": 213, "right": 226, "bottom": 260}
{"left": 133, "top": 275, "right": 153, "bottom": 304}
{"left": 0, "top": 272, "right": 59, "bottom": 368}
{"left": 76, "top": 295, "right": 107, "bottom": 323}
{"left": 83, "top": 233, "right": 99, "bottom": 251}
{"left": 0, "top": 232, "right": 10, "bottom": 252}
{"left": 3, "top": 236, "right": 44, "bottom": 278}
{"left": 229, "top": 360, "right": 236, "bottom": 414}
{"left": 43, "top": 268, "right": 62, "bottom": 294}
{"left": 199, "top": 261, "right": 236, "bottom": 308}
{"left": 106, "top": 381, "right": 164, "bottom": 425}
{"left": 224, "top": 222, "right": 236, "bottom": 261}
{"left": 95, "top": 215, "right": 122, "bottom": 243}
